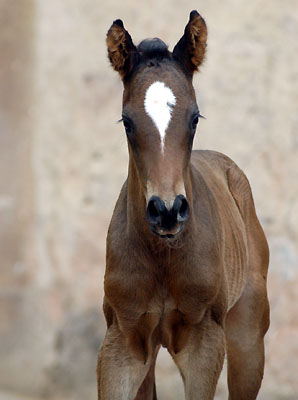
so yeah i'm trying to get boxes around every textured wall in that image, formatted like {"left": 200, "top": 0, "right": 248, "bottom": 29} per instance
{"left": 0, "top": 0, "right": 297, "bottom": 399}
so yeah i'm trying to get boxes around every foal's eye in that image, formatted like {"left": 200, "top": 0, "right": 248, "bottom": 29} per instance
{"left": 190, "top": 112, "right": 204, "bottom": 133}
{"left": 122, "top": 119, "right": 132, "bottom": 134}
{"left": 191, "top": 114, "right": 200, "bottom": 133}
{"left": 192, "top": 115, "right": 199, "bottom": 130}
{"left": 122, "top": 118, "right": 132, "bottom": 134}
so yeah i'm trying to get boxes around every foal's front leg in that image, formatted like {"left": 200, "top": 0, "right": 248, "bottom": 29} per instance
{"left": 173, "top": 315, "right": 225, "bottom": 400}
{"left": 97, "top": 324, "right": 154, "bottom": 400}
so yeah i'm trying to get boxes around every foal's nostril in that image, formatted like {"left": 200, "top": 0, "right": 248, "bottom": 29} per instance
{"left": 146, "top": 196, "right": 165, "bottom": 224}
{"left": 174, "top": 195, "right": 190, "bottom": 222}
{"left": 147, "top": 200, "right": 159, "bottom": 219}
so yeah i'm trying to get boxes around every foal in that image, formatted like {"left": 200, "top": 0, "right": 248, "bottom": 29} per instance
{"left": 97, "top": 11, "right": 270, "bottom": 400}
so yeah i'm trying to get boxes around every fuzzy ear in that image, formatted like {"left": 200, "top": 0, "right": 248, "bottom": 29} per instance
{"left": 173, "top": 11, "right": 207, "bottom": 77}
{"left": 106, "top": 19, "right": 139, "bottom": 81}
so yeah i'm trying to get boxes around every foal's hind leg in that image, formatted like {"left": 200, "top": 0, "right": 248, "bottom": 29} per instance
{"left": 226, "top": 160, "right": 270, "bottom": 399}
{"left": 225, "top": 275, "right": 269, "bottom": 400}
{"left": 225, "top": 230, "right": 270, "bottom": 400}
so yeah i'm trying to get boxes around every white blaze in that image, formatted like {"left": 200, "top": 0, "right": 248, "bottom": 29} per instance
{"left": 144, "top": 81, "right": 176, "bottom": 152}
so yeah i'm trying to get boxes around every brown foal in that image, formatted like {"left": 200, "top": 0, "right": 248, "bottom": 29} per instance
{"left": 97, "top": 11, "right": 270, "bottom": 400}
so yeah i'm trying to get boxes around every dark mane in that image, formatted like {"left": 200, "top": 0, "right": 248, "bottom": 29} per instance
{"left": 137, "top": 38, "right": 170, "bottom": 62}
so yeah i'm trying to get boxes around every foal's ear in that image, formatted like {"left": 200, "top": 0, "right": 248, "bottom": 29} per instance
{"left": 173, "top": 11, "right": 207, "bottom": 77}
{"left": 106, "top": 19, "right": 139, "bottom": 81}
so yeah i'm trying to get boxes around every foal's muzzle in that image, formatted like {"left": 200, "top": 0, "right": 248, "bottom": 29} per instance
{"left": 146, "top": 195, "right": 189, "bottom": 238}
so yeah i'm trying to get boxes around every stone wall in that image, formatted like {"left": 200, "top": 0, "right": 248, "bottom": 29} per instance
{"left": 0, "top": 0, "right": 297, "bottom": 399}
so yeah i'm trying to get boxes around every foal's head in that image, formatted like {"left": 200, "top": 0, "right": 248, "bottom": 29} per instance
{"left": 106, "top": 11, "right": 207, "bottom": 238}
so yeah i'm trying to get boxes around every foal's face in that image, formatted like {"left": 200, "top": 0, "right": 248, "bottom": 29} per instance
{"left": 122, "top": 65, "right": 199, "bottom": 237}
{"left": 106, "top": 11, "right": 207, "bottom": 237}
